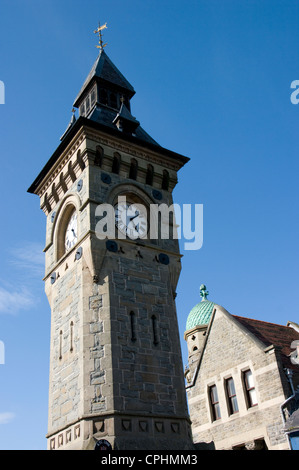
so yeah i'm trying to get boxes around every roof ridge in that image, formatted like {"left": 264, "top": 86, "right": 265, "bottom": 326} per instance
{"left": 232, "top": 314, "right": 290, "bottom": 329}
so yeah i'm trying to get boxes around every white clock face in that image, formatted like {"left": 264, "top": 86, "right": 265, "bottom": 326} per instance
{"left": 65, "top": 211, "right": 78, "bottom": 251}
{"left": 115, "top": 202, "right": 147, "bottom": 240}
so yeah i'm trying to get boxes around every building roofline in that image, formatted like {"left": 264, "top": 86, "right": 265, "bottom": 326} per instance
{"left": 186, "top": 305, "right": 288, "bottom": 390}
{"left": 27, "top": 116, "right": 190, "bottom": 195}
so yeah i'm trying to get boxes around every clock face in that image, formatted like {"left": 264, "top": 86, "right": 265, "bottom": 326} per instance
{"left": 65, "top": 211, "right": 78, "bottom": 251}
{"left": 115, "top": 201, "right": 147, "bottom": 240}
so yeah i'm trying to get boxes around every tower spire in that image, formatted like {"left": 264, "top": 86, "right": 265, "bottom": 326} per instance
{"left": 94, "top": 21, "right": 108, "bottom": 51}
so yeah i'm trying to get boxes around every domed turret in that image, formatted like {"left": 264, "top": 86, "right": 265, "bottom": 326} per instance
{"left": 184, "top": 285, "right": 216, "bottom": 382}
{"left": 186, "top": 285, "right": 215, "bottom": 330}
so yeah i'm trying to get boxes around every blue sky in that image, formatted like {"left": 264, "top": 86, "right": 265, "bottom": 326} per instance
{"left": 0, "top": 0, "right": 298, "bottom": 450}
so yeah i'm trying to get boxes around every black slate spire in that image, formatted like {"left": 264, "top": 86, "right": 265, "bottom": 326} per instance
{"left": 73, "top": 49, "right": 135, "bottom": 111}
{"left": 70, "top": 49, "right": 159, "bottom": 145}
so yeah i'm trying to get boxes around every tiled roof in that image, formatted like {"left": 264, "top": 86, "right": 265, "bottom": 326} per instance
{"left": 73, "top": 49, "right": 135, "bottom": 107}
{"left": 233, "top": 315, "right": 299, "bottom": 369}
{"left": 186, "top": 300, "right": 215, "bottom": 330}
{"left": 87, "top": 106, "right": 159, "bottom": 146}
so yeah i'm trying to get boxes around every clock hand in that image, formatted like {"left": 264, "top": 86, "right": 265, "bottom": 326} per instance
{"left": 129, "top": 212, "right": 139, "bottom": 221}
{"left": 126, "top": 211, "right": 139, "bottom": 227}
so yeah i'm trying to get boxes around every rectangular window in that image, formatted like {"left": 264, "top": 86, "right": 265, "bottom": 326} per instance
{"left": 209, "top": 385, "right": 221, "bottom": 421}
{"left": 243, "top": 370, "right": 258, "bottom": 407}
{"left": 225, "top": 377, "right": 239, "bottom": 415}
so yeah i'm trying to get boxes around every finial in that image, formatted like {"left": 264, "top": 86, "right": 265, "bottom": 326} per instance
{"left": 70, "top": 108, "right": 76, "bottom": 123}
{"left": 200, "top": 284, "right": 209, "bottom": 301}
{"left": 94, "top": 22, "right": 108, "bottom": 51}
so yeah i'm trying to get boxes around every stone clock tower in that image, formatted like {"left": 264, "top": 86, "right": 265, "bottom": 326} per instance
{"left": 28, "top": 34, "right": 193, "bottom": 450}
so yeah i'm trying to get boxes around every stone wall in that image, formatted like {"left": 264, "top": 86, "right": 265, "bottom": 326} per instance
{"left": 47, "top": 261, "right": 82, "bottom": 434}
{"left": 187, "top": 307, "right": 290, "bottom": 450}
{"left": 44, "top": 131, "right": 192, "bottom": 449}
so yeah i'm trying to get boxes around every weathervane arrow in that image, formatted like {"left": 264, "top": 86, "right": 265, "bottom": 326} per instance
{"left": 94, "top": 22, "right": 108, "bottom": 50}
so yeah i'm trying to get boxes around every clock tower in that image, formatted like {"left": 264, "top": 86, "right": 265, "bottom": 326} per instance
{"left": 28, "top": 32, "right": 193, "bottom": 450}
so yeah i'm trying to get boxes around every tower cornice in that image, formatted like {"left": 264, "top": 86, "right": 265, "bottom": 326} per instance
{"left": 28, "top": 116, "right": 189, "bottom": 199}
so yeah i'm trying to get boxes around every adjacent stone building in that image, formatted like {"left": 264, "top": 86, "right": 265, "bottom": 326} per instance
{"left": 184, "top": 286, "right": 299, "bottom": 450}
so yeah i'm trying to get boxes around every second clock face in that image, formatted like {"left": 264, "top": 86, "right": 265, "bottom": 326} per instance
{"left": 115, "top": 201, "right": 148, "bottom": 240}
{"left": 65, "top": 211, "right": 78, "bottom": 251}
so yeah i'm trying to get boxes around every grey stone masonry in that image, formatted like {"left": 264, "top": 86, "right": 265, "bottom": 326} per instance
{"left": 40, "top": 122, "right": 192, "bottom": 450}
{"left": 186, "top": 306, "right": 292, "bottom": 450}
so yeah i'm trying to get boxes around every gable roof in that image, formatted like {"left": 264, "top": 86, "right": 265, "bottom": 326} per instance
{"left": 186, "top": 307, "right": 299, "bottom": 390}
{"left": 233, "top": 315, "right": 299, "bottom": 369}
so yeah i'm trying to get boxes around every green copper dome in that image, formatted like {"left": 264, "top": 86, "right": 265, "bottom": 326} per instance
{"left": 186, "top": 285, "right": 215, "bottom": 330}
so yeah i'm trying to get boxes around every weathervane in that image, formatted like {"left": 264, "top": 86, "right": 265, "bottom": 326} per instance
{"left": 94, "top": 22, "right": 108, "bottom": 50}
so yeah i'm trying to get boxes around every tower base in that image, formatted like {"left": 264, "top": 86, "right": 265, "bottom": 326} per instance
{"left": 47, "top": 414, "right": 194, "bottom": 450}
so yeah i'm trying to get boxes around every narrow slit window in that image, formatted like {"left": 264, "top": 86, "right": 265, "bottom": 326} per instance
{"left": 151, "top": 315, "right": 158, "bottom": 345}
{"left": 146, "top": 164, "right": 154, "bottom": 185}
{"left": 130, "top": 311, "right": 136, "bottom": 342}
{"left": 129, "top": 159, "right": 138, "bottom": 180}
{"left": 60, "top": 172, "right": 67, "bottom": 194}
{"left": 68, "top": 160, "right": 76, "bottom": 182}
{"left": 52, "top": 183, "right": 59, "bottom": 203}
{"left": 112, "top": 153, "right": 120, "bottom": 174}
{"left": 77, "top": 149, "right": 85, "bottom": 170}
{"left": 162, "top": 170, "right": 169, "bottom": 190}
{"left": 44, "top": 192, "right": 51, "bottom": 213}
{"left": 95, "top": 146, "right": 103, "bottom": 167}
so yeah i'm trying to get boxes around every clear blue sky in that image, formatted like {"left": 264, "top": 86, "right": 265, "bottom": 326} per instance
{"left": 0, "top": 0, "right": 298, "bottom": 450}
